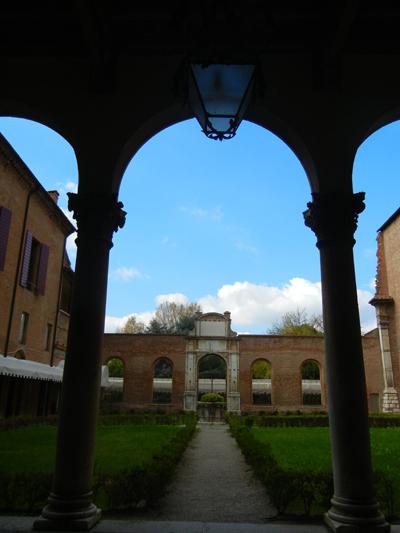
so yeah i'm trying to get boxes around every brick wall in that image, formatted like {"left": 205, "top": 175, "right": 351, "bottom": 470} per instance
{"left": 239, "top": 335, "right": 326, "bottom": 412}
{"left": 103, "top": 334, "right": 187, "bottom": 411}
{"left": 103, "top": 332, "right": 382, "bottom": 412}
{"left": 0, "top": 138, "right": 72, "bottom": 364}
{"left": 379, "top": 219, "right": 400, "bottom": 391}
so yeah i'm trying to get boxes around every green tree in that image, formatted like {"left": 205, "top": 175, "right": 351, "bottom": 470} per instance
{"left": 146, "top": 302, "right": 201, "bottom": 334}
{"left": 301, "top": 360, "right": 320, "bottom": 379}
{"left": 268, "top": 309, "right": 323, "bottom": 337}
{"left": 251, "top": 360, "right": 271, "bottom": 379}
{"left": 118, "top": 315, "right": 146, "bottom": 334}
{"left": 198, "top": 354, "right": 226, "bottom": 379}
{"left": 107, "top": 358, "right": 124, "bottom": 377}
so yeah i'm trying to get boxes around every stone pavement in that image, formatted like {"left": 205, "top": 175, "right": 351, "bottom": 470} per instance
{"left": 149, "top": 422, "right": 275, "bottom": 523}
{"left": 0, "top": 516, "right": 329, "bottom": 532}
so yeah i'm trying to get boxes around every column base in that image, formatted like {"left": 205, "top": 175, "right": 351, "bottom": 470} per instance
{"left": 325, "top": 496, "right": 390, "bottom": 532}
{"left": 382, "top": 388, "right": 400, "bottom": 413}
{"left": 227, "top": 392, "right": 241, "bottom": 414}
{"left": 183, "top": 391, "right": 196, "bottom": 411}
{"left": 33, "top": 493, "right": 101, "bottom": 532}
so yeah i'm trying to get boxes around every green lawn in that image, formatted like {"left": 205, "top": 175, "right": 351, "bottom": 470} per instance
{"left": 249, "top": 426, "right": 400, "bottom": 517}
{"left": 251, "top": 426, "right": 400, "bottom": 475}
{"left": 0, "top": 424, "right": 183, "bottom": 475}
{"left": 0, "top": 421, "right": 196, "bottom": 512}
{"left": 252, "top": 426, "right": 332, "bottom": 471}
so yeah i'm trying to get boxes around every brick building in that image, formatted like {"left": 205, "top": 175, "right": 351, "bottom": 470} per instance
{"left": 103, "top": 310, "right": 384, "bottom": 414}
{"left": 0, "top": 133, "right": 75, "bottom": 417}
{"left": 370, "top": 209, "right": 400, "bottom": 412}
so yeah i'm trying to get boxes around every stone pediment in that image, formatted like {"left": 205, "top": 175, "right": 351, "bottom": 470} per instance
{"left": 190, "top": 311, "right": 237, "bottom": 338}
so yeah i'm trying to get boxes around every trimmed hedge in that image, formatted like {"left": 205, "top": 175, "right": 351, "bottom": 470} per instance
{"left": 0, "top": 415, "right": 59, "bottom": 431}
{"left": 228, "top": 415, "right": 398, "bottom": 518}
{"left": 98, "top": 413, "right": 194, "bottom": 427}
{"left": 199, "top": 392, "right": 225, "bottom": 403}
{"left": 0, "top": 414, "right": 197, "bottom": 513}
{"left": 0, "top": 412, "right": 194, "bottom": 431}
{"left": 233, "top": 413, "right": 400, "bottom": 428}
{"left": 94, "top": 415, "right": 197, "bottom": 511}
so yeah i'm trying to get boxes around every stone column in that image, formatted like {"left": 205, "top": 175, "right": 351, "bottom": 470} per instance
{"left": 304, "top": 192, "right": 389, "bottom": 532}
{"left": 34, "top": 193, "right": 126, "bottom": 532}
{"left": 370, "top": 299, "right": 400, "bottom": 413}
{"left": 183, "top": 349, "right": 197, "bottom": 411}
{"left": 227, "top": 351, "right": 241, "bottom": 413}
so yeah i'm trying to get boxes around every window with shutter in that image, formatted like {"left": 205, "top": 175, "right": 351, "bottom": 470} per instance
{"left": 20, "top": 231, "right": 33, "bottom": 287}
{"left": 0, "top": 206, "right": 12, "bottom": 271}
{"left": 20, "top": 232, "right": 50, "bottom": 295}
{"left": 36, "top": 243, "right": 49, "bottom": 295}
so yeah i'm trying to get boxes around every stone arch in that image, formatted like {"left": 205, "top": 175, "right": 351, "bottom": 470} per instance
{"left": 152, "top": 357, "right": 173, "bottom": 404}
{"left": 112, "top": 102, "right": 317, "bottom": 195}
{"left": 0, "top": 113, "right": 78, "bottom": 167}
{"left": 301, "top": 359, "right": 321, "bottom": 406}
{"left": 197, "top": 353, "right": 227, "bottom": 401}
{"left": 356, "top": 105, "right": 400, "bottom": 152}
{"left": 251, "top": 358, "right": 272, "bottom": 406}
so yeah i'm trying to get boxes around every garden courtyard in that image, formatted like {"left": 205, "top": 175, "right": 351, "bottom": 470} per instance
{"left": 0, "top": 414, "right": 400, "bottom": 531}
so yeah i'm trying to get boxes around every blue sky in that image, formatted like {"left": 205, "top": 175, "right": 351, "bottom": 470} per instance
{"left": 1, "top": 116, "right": 399, "bottom": 333}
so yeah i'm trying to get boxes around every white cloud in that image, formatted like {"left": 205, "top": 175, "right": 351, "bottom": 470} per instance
{"left": 65, "top": 181, "right": 78, "bottom": 193}
{"left": 235, "top": 240, "right": 259, "bottom": 256}
{"left": 155, "top": 293, "right": 189, "bottom": 306}
{"left": 356, "top": 288, "right": 377, "bottom": 331}
{"left": 61, "top": 207, "right": 77, "bottom": 267}
{"left": 104, "top": 278, "right": 377, "bottom": 334}
{"left": 105, "top": 311, "right": 154, "bottom": 333}
{"left": 180, "top": 205, "right": 223, "bottom": 221}
{"left": 369, "top": 277, "right": 376, "bottom": 290}
{"left": 65, "top": 233, "right": 77, "bottom": 266}
{"left": 198, "top": 278, "right": 376, "bottom": 332}
{"left": 61, "top": 207, "right": 76, "bottom": 226}
{"left": 361, "top": 321, "right": 378, "bottom": 335}
{"left": 198, "top": 278, "right": 322, "bottom": 328}
{"left": 111, "top": 267, "right": 147, "bottom": 282}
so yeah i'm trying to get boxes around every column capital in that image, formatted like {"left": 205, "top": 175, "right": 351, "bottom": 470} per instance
{"left": 303, "top": 191, "right": 365, "bottom": 249}
{"left": 67, "top": 192, "right": 126, "bottom": 247}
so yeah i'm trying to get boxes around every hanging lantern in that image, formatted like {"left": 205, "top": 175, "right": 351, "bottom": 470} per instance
{"left": 188, "top": 63, "right": 256, "bottom": 141}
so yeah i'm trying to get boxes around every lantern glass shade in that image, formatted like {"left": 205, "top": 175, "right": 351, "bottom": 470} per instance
{"left": 188, "top": 63, "right": 255, "bottom": 140}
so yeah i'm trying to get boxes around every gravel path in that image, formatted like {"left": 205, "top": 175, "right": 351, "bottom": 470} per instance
{"left": 151, "top": 423, "right": 276, "bottom": 523}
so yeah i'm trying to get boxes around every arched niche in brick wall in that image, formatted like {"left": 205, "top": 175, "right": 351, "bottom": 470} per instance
{"left": 152, "top": 357, "right": 173, "bottom": 404}
{"left": 301, "top": 359, "right": 321, "bottom": 406}
{"left": 104, "top": 357, "right": 124, "bottom": 403}
{"left": 251, "top": 359, "right": 272, "bottom": 406}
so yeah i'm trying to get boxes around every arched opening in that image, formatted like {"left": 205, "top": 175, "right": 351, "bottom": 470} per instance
{"left": 109, "top": 118, "right": 314, "bottom": 337}
{"left": 353, "top": 119, "right": 400, "bottom": 414}
{"left": 353, "top": 120, "right": 400, "bottom": 324}
{"left": 301, "top": 360, "right": 321, "bottom": 406}
{"left": 251, "top": 359, "right": 272, "bottom": 405}
{"left": 104, "top": 357, "right": 125, "bottom": 403}
{"left": 198, "top": 354, "right": 227, "bottom": 401}
{"left": 152, "top": 357, "right": 173, "bottom": 404}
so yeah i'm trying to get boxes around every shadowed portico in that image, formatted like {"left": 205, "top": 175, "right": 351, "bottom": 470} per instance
{"left": 2, "top": 3, "right": 400, "bottom": 531}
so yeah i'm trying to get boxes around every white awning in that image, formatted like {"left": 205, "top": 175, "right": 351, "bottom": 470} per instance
{"left": 0, "top": 355, "right": 109, "bottom": 386}
{"left": 0, "top": 355, "right": 63, "bottom": 382}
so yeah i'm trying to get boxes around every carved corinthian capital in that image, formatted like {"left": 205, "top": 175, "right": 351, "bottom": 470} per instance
{"left": 67, "top": 192, "right": 126, "bottom": 247}
{"left": 303, "top": 192, "right": 365, "bottom": 249}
